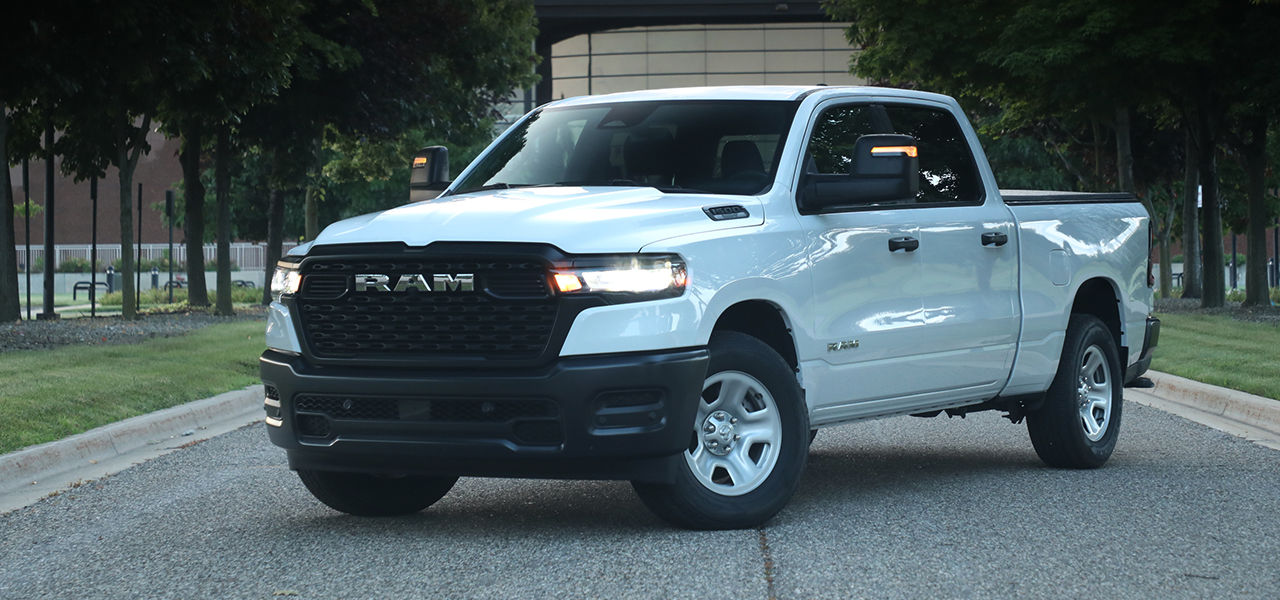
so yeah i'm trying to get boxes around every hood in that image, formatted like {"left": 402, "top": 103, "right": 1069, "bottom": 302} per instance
{"left": 311, "top": 186, "right": 764, "bottom": 253}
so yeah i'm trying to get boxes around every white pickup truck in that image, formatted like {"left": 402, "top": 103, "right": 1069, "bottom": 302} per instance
{"left": 260, "top": 86, "right": 1159, "bottom": 529}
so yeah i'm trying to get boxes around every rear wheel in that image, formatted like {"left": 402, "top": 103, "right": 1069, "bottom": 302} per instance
{"left": 1027, "top": 314, "right": 1123, "bottom": 468}
{"left": 297, "top": 470, "right": 458, "bottom": 517}
{"left": 632, "top": 331, "right": 808, "bottom": 529}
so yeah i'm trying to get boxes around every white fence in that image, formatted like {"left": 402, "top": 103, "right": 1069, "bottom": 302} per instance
{"left": 13, "top": 242, "right": 298, "bottom": 273}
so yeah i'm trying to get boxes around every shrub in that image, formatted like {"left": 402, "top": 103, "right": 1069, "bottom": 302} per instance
{"left": 206, "top": 257, "right": 241, "bottom": 272}
{"left": 55, "top": 257, "right": 102, "bottom": 273}
{"left": 98, "top": 285, "right": 262, "bottom": 306}
{"left": 230, "top": 286, "right": 261, "bottom": 303}
{"left": 110, "top": 257, "right": 185, "bottom": 272}
{"left": 1167, "top": 253, "right": 1247, "bottom": 266}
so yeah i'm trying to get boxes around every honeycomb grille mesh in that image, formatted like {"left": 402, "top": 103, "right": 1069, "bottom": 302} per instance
{"left": 295, "top": 258, "right": 555, "bottom": 359}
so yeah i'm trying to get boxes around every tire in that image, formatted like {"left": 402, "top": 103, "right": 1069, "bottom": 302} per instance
{"left": 1027, "top": 314, "right": 1123, "bottom": 468}
{"left": 297, "top": 470, "right": 458, "bottom": 517}
{"left": 632, "top": 331, "right": 809, "bottom": 530}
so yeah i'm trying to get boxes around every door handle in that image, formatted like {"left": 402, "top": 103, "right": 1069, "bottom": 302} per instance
{"left": 888, "top": 236, "right": 919, "bottom": 252}
{"left": 981, "top": 232, "right": 1009, "bottom": 247}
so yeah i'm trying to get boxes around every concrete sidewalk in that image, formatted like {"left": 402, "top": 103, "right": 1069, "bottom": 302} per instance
{"left": 0, "top": 385, "right": 263, "bottom": 513}
{"left": 2, "top": 370, "right": 1277, "bottom": 514}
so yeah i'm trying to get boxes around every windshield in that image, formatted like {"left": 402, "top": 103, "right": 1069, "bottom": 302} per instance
{"left": 450, "top": 100, "right": 798, "bottom": 196}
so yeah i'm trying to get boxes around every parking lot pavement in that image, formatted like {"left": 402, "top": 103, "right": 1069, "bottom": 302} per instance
{"left": 1, "top": 401, "right": 1277, "bottom": 599}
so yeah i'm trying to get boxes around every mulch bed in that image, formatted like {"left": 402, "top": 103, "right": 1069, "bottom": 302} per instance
{"left": 0, "top": 307, "right": 266, "bottom": 353}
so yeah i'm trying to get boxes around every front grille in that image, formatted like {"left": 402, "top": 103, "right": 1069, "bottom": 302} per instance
{"left": 294, "top": 257, "right": 557, "bottom": 360}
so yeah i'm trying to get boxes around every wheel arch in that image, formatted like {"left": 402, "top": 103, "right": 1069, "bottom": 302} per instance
{"left": 710, "top": 300, "right": 799, "bottom": 373}
{"left": 1070, "top": 277, "right": 1127, "bottom": 368}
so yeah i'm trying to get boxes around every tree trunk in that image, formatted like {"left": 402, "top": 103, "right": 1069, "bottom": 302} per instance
{"left": 262, "top": 188, "right": 285, "bottom": 305}
{"left": 0, "top": 101, "right": 20, "bottom": 322}
{"left": 305, "top": 186, "right": 319, "bottom": 241}
{"left": 1159, "top": 234, "right": 1174, "bottom": 300}
{"left": 180, "top": 120, "right": 209, "bottom": 307}
{"left": 1242, "top": 114, "right": 1270, "bottom": 307}
{"left": 116, "top": 113, "right": 152, "bottom": 320}
{"left": 215, "top": 126, "right": 233, "bottom": 316}
{"left": 1180, "top": 129, "right": 1202, "bottom": 298}
{"left": 1155, "top": 195, "right": 1176, "bottom": 300}
{"left": 1115, "top": 106, "right": 1134, "bottom": 193}
{"left": 118, "top": 131, "right": 137, "bottom": 320}
{"left": 1091, "top": 119, "right": 1103, "bottom": 187}
{"left": 1197, "top": 104, "right": 1224, "bottom": 308}
{"left": 41, "top": 124, "right": 55, "bottom": 318}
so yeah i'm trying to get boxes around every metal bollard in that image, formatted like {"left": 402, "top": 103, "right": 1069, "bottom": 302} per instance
{"left": 106, "top": 266, "right": 115, "bottom": 294}
{"left": 151, "top": 266, "right": 159, "bottom": 290}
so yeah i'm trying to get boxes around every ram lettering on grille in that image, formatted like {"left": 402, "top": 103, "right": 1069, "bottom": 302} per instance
{"left": 354, "top": 273, "right": 475, "bottom": 292}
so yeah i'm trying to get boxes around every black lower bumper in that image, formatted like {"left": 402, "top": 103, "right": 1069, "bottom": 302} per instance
{"left": 259, "top": 348, "right": 708, "bottom": 483}
{"left": 1125, "top": 316, "right": 1160, "bottom": 384}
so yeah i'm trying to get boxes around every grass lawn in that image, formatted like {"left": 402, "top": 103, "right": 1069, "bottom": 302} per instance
{"left": 0, "top": 320, "right": 264, "bottom": 454}
{"left": 1151, "top": 312, "right": 1280, "bottom": 400}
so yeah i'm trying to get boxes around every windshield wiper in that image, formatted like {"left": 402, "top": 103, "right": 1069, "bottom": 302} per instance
{"left": 553, "top": 179, "right": 640, "bottom": 187}
{"left": 651, "top": 185, "right": 709, "bottom": 194}
{"left": 451, "top": 182, "right": 545, "bottom": 195}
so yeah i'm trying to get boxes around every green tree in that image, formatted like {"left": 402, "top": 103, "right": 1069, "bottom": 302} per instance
{"left": 0, "top": 6, "right": 55, "bottom": 321}
{"left": 827, "top": 0, "right": 1276, "bottom": 308}
{"left": 238, "top": 0, "right": 538, "bottom": 303}
{"left": 1220, "top": 4, "right": 1280, "bottom": 306}
{"left": 9, "top": 0, "right": 201, "bottom": 320}
{"left": 156, "top": 0, "right": 304, "bottom": 314}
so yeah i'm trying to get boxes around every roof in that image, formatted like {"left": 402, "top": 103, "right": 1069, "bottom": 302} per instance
{"left": 546, "top": 85, "right": 959, "bottom": 108}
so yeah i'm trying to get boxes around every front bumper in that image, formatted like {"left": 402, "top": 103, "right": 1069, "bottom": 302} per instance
{"left": 1125, "top": 316, "right": 1160, "bottom": 383}
{"left": 259, "top": 348, "right": 708, "bottom": 483}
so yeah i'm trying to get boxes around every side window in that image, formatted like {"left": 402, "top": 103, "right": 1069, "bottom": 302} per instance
{"left": 806, "top": 105, "right": 888, "bottom": 174}
{"left": 884, "top": 105, "right": 983, "bottom": 204}
{"left": 803, "top": 103, "right": 983, "bottom": 204}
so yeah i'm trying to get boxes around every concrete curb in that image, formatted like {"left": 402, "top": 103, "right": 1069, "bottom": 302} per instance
{"left": 0, "top": 385, "right": 263, "bottom": 497}
{"left": 1145, "top": 371, "right": 1280, "bottom": 434}
{"left": 1126, "top": 371, "right": 1280, "bottom": 451}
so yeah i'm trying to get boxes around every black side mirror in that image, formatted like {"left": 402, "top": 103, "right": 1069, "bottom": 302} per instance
{"left": 409, "top": 146, "right": 450, "bottom": 202}
{"left": 800, "top": 134, "right": 920, "bottom": 213}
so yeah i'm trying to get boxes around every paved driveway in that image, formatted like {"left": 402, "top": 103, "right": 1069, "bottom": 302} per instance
{"left": 2, "top": 402, "right": 1277, "bottom": 599}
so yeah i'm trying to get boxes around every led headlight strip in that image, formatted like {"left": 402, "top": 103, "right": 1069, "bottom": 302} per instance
{"left": 551, "top": 254, "right": 687, "bottom": 300}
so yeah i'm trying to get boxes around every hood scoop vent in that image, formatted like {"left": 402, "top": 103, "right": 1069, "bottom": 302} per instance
{"left": 703, "top": 205, "right": 750, "bottom": 221}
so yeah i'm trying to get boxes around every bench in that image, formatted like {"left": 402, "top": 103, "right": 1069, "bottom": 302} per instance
{"left": 233, "top": 280, "right": 256, "bottom": 288}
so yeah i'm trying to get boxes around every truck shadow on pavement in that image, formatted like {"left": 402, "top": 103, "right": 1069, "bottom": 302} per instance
{"left": 280, "top": 443, "right": 1072, "bottom": 533}
{"left": 283, "top": 478, "right": 674, "bottom": 534}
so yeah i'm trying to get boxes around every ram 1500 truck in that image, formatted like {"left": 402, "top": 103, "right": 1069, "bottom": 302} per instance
{"left": 260, "top": 86, "right": 1159, "bottom": 529}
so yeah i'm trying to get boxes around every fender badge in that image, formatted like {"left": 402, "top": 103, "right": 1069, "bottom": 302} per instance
{"left": 827, "top": 340, "right": 860, "bottom": 352}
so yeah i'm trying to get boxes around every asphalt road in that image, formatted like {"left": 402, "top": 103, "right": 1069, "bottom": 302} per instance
{"left": 2, "top": 402, "right": 1277, "bottom": 599}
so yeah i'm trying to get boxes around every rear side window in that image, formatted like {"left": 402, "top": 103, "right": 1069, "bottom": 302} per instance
{"left": 805, "top": 103, "right": 984, "bottom": 204}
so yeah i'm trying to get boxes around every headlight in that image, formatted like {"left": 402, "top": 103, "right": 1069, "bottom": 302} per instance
{"left": 270, "top": 260, "right": 302, "bottom": 303}
{"left": 551, "top": 254, "right": 687, "bottom": 301}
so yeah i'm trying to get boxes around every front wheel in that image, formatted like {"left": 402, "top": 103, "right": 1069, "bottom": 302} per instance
{"left": 1027, "top": 314, "right": 1123, "bottom": 468}
{"left": 632, "top": 331, "right": 808, "bottom": 529}
{"left": 297, "top": 470, "right": 458, "bottom": 517}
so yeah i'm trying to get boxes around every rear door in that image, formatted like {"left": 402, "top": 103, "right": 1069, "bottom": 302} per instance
{"left": 881, "top": 104, "right": 1019, "bottom": 399}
